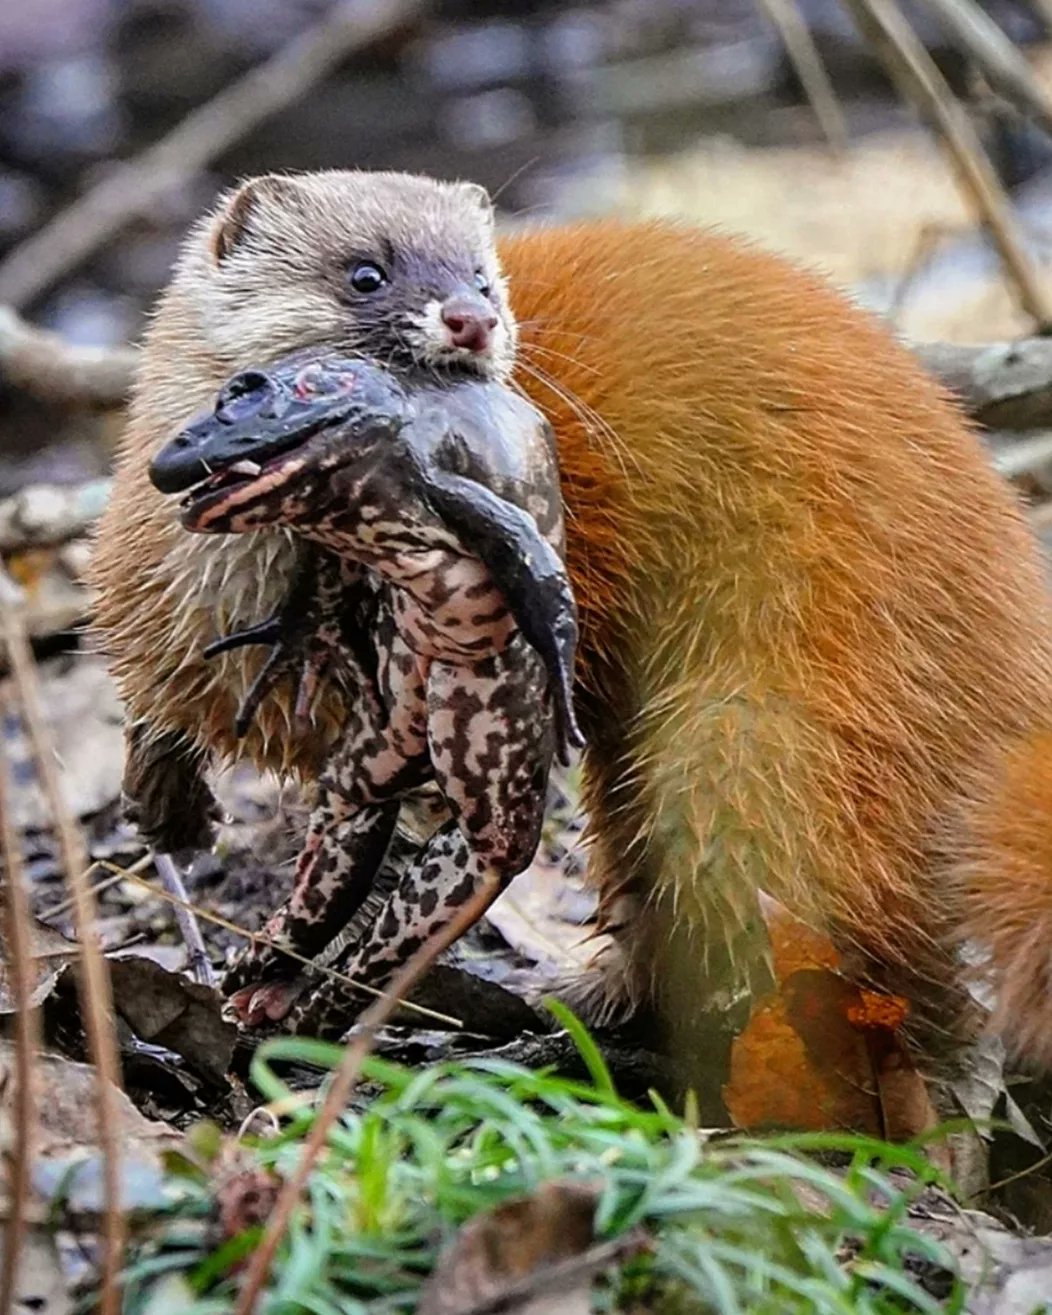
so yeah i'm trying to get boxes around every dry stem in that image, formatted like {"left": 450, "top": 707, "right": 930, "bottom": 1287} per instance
{"left": 758, "top": 0, "right": 849, "bottom": 153}
{"left": 0, "top": 0, "right": 423, "bottom": 310}
{"left": 234, "top": 877, "right": 504, "bottom": 1315}
{"left": 153, "top": 853, "right": 215, "bottom": 987}
{"left": 842, "top": 0, "right": 1052, "bottom": 329}
{"left": 917, "top": 0, "right": 1052, "bottom": 137}
{"left": 0, "top": 692, "right": 41, "bottom": 1315}
{"left": 0, "top": 564, "right": 124, "bottom": 1313}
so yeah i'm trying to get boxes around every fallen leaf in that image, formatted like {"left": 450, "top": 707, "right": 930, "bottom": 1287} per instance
{"left": 32, "top": 1148, "right": 172, "bottom": 1215}
{"left": 5, "top": 655, "right": 124, "bottom": 829}
{"left": 139, "top": 1274, "right": 199, "bottom": 1315}
{"left": 417, "top": 1180, "right": 647, "bottom": 1315}
{"left": 0, "top": 1041, "right": 175, "bottom": 1161}
{"left": 1003, "top": 1092, "right": 1046, "bottom": 1151}
{"left": 108, "top": 955, "right": 236, "bottom": 1086}
{"left": 214, "top": 1152, "right": 281, "bottom": 1245}
{"left": 723, "top": 989, "right": 881, "bottom": 1133}
{"left": 0, "top": 1041, "right": 179, "bottom": 1235}
{"left": 0, "top": 916, "right": 77, "bottom": 1012}
{"left": 951, "top": 1034, "right": 1008, "bottom": 1135}
{"left": 723, "top": 894, "right": 935, "bottom": 1139}
{"left": 487, "top": 859, "right": 608, "bottom": 975}
{"left": 0, "top": 1226, "right": 74, "bottom": 1315}
{"left": 402, "top": 963, "right": 547, "bottom": 1039}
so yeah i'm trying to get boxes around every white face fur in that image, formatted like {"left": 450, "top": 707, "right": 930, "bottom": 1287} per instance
{"left": 175, "top": 169, "right": 517, "bottom": 382}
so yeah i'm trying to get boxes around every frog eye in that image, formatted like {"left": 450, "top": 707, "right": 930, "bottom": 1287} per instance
{"left": 473, "top": 269, "right": 492, "bottom": 297}
{"left": 348, "top": 261, "right": 388, "bottom": 293}
{"left": 216, "top": 370, "right": 279, "bottom": 421}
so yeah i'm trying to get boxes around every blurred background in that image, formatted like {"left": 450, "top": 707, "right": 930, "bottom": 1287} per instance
{"left": 5, "top": 0, "right": 1052, "bottom": 499}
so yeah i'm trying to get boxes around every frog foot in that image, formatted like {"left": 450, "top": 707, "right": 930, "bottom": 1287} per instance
{"left": 224, "top": 979, "right": 307, "bottom": 1026}
{"left": 204, "top": 614, "right": 328, "bottom": 739}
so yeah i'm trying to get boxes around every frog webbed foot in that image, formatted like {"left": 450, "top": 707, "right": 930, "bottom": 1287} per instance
{"left": 225, "top": 977, "right": 310, "bottom": 1026}
{"left": 202, "top": 549, "right": 349, "bottom": 738}
{"left": 205, "top": 619, "right": 324, "bottom": 738}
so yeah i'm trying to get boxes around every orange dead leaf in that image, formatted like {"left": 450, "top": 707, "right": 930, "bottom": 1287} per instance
{"left": 724, "top": 985, "right": 882, "bottom": 1132}
{"left": 723, "top": 893, "right": 935, "bottom": 1140}
{"left": 757, "top": 888, "right": 841, "bottom": 978}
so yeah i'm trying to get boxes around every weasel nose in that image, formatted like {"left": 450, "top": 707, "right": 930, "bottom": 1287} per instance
{"left": 440, "top": 295, "right": 499, "bottom": 353}
{"left": 216, "top": 370, "right": 280, "bottom": 423}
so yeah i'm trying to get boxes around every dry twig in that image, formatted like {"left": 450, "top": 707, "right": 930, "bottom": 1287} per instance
{"left": 42, "top": 865, "right": 140, "bottom": 922}
{"left": 0, "top": 0, "right": 423, "bottom": 310}
{"left": 108, "top": 862, "right": 462, "bottom": 1029}
{"left": 0, "top": 564, "right": 124, "bottom": 1314}
{"left": 0, "top": 692, "right": 41, "bottom": 1315}
{"left": 758, "top": 0, "right": 849, "bottom": 153}
{"left": 0, "top": 308, "right": 135, "bottom": 409}
{"left": 842, "top": 0, "right": 1052, "bottom": 329}
{"left": 917, "top": 0, "right": 1052, "bottom": 137}
{"left": 235, "top": 878, "right": 505, "bottom": 1315}
{"left": 153, "top": 853, "right": 215, "bottom": 987}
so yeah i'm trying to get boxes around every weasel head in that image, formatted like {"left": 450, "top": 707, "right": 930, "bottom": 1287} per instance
{"left": 169, "top": 169, "right": 516, "bottom": 385}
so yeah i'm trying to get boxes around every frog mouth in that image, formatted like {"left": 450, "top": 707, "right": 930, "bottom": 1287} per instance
{"left": 149, "top": 354, "right": 411, "bottom": 529}
{"left": 154, "top": 398, "right": 349, "bottom": 530}
{"left": 178, "top": 445, "right": 314, "bottom": 531}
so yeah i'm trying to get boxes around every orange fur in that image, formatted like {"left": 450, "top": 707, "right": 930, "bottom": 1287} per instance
{"left": 503, "top": 222, "right": 1052, "bottom": 1052}
{"left": 946, "top": 731, "right": 1052, "bottom": 1066}
{"left": 90, "top": 192, "right": 1052, "bottom": 1068}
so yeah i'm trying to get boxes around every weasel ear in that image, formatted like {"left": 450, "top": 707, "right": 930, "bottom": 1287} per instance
{"left": 208, "top": 174, "right": 303, "bottom": 264}
{"left": 460, "top": 181, "right": 494, "bottom": 223}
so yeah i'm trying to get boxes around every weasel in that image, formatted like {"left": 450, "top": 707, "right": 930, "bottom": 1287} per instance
{"left": 89, "top": 169, "right": 1052, "bottom": 1082}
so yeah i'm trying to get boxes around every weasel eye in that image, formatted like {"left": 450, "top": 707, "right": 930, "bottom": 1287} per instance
{"left": 473, "top": 269, "right": 491, "bottom": 297}
{"left": 348, "top": 261, "right": 388, "bottom": 293}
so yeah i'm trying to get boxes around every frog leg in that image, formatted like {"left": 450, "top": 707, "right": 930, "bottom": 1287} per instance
{"left": 223, "top": 618, "right": 431, "bottom": 1024}
{"left": 422, "top": 467, "right": 584, "bottom": 763}
{"left": 290, "top": 638, "right": 553, "bottom": 1038}
{"left": 204, "top": 550, "right": 379, "bottom": 738}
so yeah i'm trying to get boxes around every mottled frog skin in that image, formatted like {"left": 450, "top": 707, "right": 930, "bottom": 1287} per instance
{"left": 151, "top": 351, "right": 582, "bottom": 1035}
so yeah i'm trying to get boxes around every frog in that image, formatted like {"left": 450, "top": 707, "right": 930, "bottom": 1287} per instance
{"left": 149, "top": 349, "right": 583, "bottom": 1035}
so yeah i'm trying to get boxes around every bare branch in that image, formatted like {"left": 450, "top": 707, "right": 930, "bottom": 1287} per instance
{"left": 0, "top": 564, "right": 124, "bottom": 1314}
{"left": 917, "top": 0, "right": 1052, "bottom": 137}
{"left": 0, "top": 308, "right": 136, "bottom": 408}
{"left": 0, "top": 0, "right": 424, "bottom": 311}
{"left": 842, "top": 0, "right": 1052, "bottom": 330}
